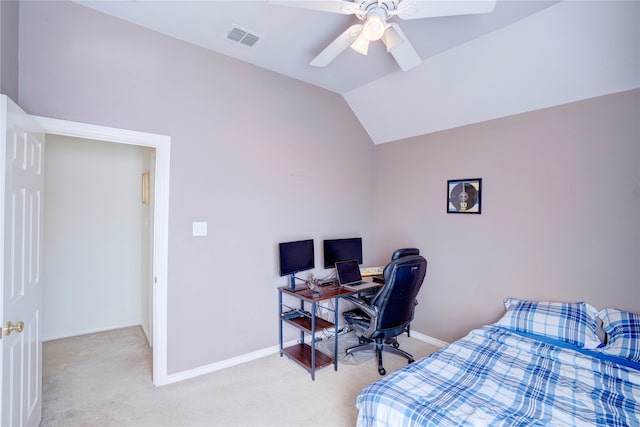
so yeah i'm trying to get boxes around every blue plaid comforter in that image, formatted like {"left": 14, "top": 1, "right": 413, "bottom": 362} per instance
{"left": 355, "top": 325, "right": 640, "bottom": 426}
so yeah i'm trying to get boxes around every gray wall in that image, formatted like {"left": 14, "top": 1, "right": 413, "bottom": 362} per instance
{"left": 0, "top": 0, "right": 19, "bottom": 101}
{"left": 18, "top": 1, "right": 374, "bottom": 374}
{"left": 373, "top": 89, "right": 640, "bottom": 342}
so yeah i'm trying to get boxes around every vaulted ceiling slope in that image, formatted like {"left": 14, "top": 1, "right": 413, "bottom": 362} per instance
{"left": 75, "top": 1, "right": 640, "bottom": 144}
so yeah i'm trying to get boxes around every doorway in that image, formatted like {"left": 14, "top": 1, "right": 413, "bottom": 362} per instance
{"left": 43, "top": 135, "right": 153, "bottom": 344}
{"left": 33, "top": 116, "right": 170, "bottom": 386}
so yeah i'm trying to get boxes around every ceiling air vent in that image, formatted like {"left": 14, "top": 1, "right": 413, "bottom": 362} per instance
{"left": 226, "top": 25, "right": 262, "bottom": 48}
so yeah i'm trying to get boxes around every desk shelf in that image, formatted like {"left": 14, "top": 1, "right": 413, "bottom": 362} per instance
{"left": 282, "top": 343, "right": 333, "bottom": 372}
{"left": 283, "top": 315, "right": 333, "bottom": 334}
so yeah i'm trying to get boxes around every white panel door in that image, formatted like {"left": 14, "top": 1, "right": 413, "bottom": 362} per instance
{"left": 0, "top": 95, "right": 44, "bottom": 427}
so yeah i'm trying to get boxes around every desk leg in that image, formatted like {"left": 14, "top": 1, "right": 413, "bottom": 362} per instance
{"left": 334, "top": 297, "right": 339, "bottom": 371}
{"left": 311, "top": 300, "right": 316, "bottom": 381}
{"left": 279, "top": 291, "right": 283, "bottom": 357}
{"left": 299, "top": 300, "right": 305, "bottom": 348}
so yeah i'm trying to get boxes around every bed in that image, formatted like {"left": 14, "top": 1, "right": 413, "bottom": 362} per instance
{"left": 355, "top": 299, "right": 640, "bottom": 426}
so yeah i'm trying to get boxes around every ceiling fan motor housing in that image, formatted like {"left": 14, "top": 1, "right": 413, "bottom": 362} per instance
{"left": 356, "top": 0, "right": 400, "bottom": 19}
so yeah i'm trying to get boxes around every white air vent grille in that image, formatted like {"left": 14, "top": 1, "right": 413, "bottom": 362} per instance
{"left": 226, "top": 26, "right": 262, "bottom": 48}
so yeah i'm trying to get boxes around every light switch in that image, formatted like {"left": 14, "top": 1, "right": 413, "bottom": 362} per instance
{"left": 192, "top": 222, "right": 207, "bottom": 237}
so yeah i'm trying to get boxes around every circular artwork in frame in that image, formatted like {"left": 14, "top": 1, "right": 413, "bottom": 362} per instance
{"left": 447, "top": 178, "right": 482, "bottom": 214}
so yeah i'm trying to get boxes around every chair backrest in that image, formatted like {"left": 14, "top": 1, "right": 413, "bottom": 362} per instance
{"left": 390, "top": 248, "right": 420, "bottom": 260}
{"left": 370, "top": 254, "right": 427, "bottom": 335}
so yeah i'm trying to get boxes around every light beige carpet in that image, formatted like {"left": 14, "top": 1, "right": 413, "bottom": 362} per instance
{"left": 42, "top": 326, "right": 439, "bottom": 427}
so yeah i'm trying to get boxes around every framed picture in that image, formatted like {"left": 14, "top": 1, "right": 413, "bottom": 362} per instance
{"left": 447, "top": 178, "right": 482, "bottom": 214}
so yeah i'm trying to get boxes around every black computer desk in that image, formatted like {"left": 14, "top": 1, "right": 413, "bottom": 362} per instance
{"left": 278, "top": 282, "right": 381, "bottom": 380}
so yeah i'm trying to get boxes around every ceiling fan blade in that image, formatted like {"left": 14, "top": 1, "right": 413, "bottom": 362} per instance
{"left": 397, "top": 0, "right": 497, "bottom": 20}
{"left": 310, "top": 24, "right": 362, "bottom": 67}
{"left": 269, "top": 0, "right": 359, "bottom": 15}
{"left": 382, "top": 23, "right": 421, "bottom": 71}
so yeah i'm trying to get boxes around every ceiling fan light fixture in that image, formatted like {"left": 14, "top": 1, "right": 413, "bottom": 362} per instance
{"left": 350, "top": 33, "right": 370, "bottom": 55}
{"left": 362, "top": 11, "right": 385, "bottom": 41}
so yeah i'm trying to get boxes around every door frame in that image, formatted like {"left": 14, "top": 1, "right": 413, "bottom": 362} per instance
{"left": 32, "top": 116, "right": 170, "bottom": 386}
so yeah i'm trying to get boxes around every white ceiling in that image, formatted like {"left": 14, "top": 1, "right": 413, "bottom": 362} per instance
{"left": 72, "top": 1, "right": 639, "bottom": 144}
{"left": 74, "top": 0, "right": 556, "bottom": 94}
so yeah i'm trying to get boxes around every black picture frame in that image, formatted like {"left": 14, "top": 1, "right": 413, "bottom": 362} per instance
{"left": 447, "top": 178, "right": 482, "bottom": 214}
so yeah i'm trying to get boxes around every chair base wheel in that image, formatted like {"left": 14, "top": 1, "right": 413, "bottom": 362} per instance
{"left": 378, "top": 368, "right": 386, "bottom": 375}
{"left": 408, "top": 359, "right": 414, "bottom": 364}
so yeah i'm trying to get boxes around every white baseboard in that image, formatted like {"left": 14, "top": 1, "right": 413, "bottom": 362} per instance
{"left": 141, "top": 323, "right": 152, "bottom": 347}
{"left": 43, "top": 322, "right": 141, "bottom": 342}
{"left": 164, "top": 332, "right": 448, "bottom": 386}
{"left": 164, "top": 338, "right": 299, "bottom": 385}
{"left": 408, "top": 330, "right": 448, "bottom": 348}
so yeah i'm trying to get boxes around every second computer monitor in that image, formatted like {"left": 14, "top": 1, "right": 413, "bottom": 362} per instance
{"left": 323, "top": 237, "right": 363, "bottom": 268}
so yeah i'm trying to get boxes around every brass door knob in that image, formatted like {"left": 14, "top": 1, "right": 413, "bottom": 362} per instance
{"left": 3, "top": 321, "right": 24, "bottom": 336}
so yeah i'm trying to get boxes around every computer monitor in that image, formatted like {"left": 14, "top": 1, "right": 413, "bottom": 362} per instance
{"left": 279, "top": 239, "right": 314, "bottom": 289}
{"left": 323, "top": 237, "right": 363, "bottom": 268}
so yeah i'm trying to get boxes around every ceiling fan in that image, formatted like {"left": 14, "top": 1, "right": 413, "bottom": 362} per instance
{"left": 270, "top": 0, "right": 497, "bottom": 71}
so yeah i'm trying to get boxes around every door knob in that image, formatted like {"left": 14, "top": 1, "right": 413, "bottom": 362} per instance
{"left": 3, "top": 321, "right": 24, "bottom": 336}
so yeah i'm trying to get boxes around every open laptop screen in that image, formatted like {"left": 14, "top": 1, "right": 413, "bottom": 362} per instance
{"left": 335, "top": 260, "right": 362, "bottom": 285}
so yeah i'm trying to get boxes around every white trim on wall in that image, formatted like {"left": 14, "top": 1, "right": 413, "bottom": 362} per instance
{"left": 43, "top": 322, "right": 142, "bottom": 342}
{"left": 166, "top": 332, "right": 447, "bottom": 385}
{"left": 409, "top": 331, "right": 448, "bottom": 349}
{"left": 31, "top": 115, "right": 171, "bottom": 386}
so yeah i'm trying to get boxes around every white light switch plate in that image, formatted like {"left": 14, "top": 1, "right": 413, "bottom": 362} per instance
{"left": 192, "top": 222, "right": 207, "bottom": 237}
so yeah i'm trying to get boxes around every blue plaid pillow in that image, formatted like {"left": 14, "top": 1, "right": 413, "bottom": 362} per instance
{"left": 597, "top": 308, "right": 640, "bottom": 362}
{"left": 494, "top": 298, "right": 600, "bottom": 349}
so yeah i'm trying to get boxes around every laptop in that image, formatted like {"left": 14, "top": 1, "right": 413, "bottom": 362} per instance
{"left": 335, "top": 260, "right": 380, "bottom": 291}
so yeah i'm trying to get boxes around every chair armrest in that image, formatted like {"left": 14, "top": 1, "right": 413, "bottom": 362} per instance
{"left": 343, "top": 295, "right": 377, "bottom": 318}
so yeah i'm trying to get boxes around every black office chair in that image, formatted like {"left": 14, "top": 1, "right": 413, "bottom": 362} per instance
{"left": 342, "top": 250, "right": 427, "bottom": 375}
{"left": 391, "top": 247, "right": 419, "bottom": 260}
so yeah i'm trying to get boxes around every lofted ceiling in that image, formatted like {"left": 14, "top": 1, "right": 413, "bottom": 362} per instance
{"left": 75, "top": 0, "right": 556, "bottom": 94}
{"left": 71, "top": 1, "right": 638, "bottom": 144}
